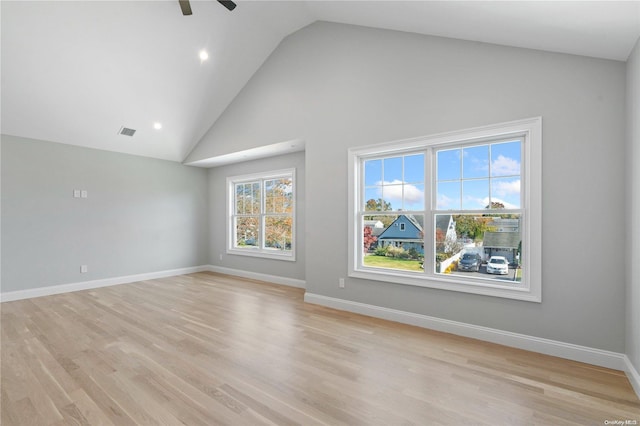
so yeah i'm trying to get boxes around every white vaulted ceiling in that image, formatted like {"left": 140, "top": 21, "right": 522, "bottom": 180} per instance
{"left": 2, "top": 1, "right": 639, "bottom": 163}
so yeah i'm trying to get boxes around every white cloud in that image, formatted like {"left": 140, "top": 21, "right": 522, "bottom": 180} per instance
{"left": 462, "top": 195, "right": 489, "bottom": 210}
{"left": 491, "top": 155, "right": 520, "bottom": 176}
{"left": 379, "top": 180, "right": 424, "bottom": 206}
{"left": 437, "top": 193, "right": 456, "bottom": 209}
{"left": 492, "top": 179, "right": 520, "bottom": 197}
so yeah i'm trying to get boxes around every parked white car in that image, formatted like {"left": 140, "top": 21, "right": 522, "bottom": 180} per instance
{"left": 486, "top": 256, "right": 509, "bottom": 275}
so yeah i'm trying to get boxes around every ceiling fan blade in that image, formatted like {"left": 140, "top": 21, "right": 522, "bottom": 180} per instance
{"left": 179, "top": 0, "right": 192, "bottom": 15}
{"left": 217, "top": 0, "right": 237, "bottom": 11}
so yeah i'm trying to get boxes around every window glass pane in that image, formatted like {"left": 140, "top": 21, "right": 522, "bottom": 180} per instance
{"left": 434, "top": 213, "right": 522, "bottom": 283}
{"left": 491, "top": 140, "right": 521, "bottom": 177}
{"left": 364, "top": 159, "right": 382, "bottom": 187}
{"left": 383, "top": 156, "right": 402, "bottom": 182}
{"left": 236, "top": 182, "right": 259, "bottom": 214}
{"left": 462, "top": 179, "right": 489, "bottom": 210}
{"left": 462, "top": 145, "right": 489, "bottom": 179}
{"left": 403, "top": 154, "right": 425, "bottom": 184}
{"left": 251, "top": 182, "right": 260, "bottom": 214}
{"left": 362, "top": 214, "right": 424, "bottom": 272}
{"left": 381, "top": 184, "right": 404, "bottom": 212}
{"left": 265, "top": 179, "right": 275, "bottom": 213}
{"left": 281, "top": 178, "right": 294, "bottom": 212}
{"left": 437, "top": 181, "right": 461, "bottom": 210}
{"left": 403, "top": 183, "right": 424, "bottom": 211}
{"left": 437, "top": 141, "right": 522, "bottom": 212}
{"left": 265, "top": 178, "right": 293, "bottom": 214}
{"left": 235, "top": 216, "right": 260, "bottom": 248}
{"left": 364, "top": 158, "right": 384, "bottom": 211}
{"left": 366, "top": 154, "right": 425, "bottom": 212}
{"left": 491, "top": 177, "right": 521, "bottom": 208}
{"left": 265, "top": 216, "right": 292, "bottom": 251}
{"left": 265, "top": 179, "right": 277, "bottom": 213}
{"left": 235, "top": 184, "right": 244, "bottom": 214}
{"left": 434, "top": 214, "right": 461, "bottom": 262}
{"left": 437, "top": 149, "right": 461, "bottom": 181}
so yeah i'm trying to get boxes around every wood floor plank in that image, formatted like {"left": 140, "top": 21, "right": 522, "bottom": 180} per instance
{"left": 66, "top": 388, "right": 117, "bottom": 426}
{"left": 1, "top": 389, "right": 21, "bottom": 426}
{"left": 2, "top": 271, "right": 639, "bottom": 425}
{"left": 12, "top": 396, "right": 48, "bottom": 426}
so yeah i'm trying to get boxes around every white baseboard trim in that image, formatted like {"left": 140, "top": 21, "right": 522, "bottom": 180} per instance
{"left": 304, "top": 292, "right": 628, "bottom": 373}
{"left": 624, "top": 355, "right": 640, "bottom": 399}
{"left": 0, "top": 266, "right": 210, "bottom": 303}
{"left": 206, "top": 265, "right": 306, "bottom": 289}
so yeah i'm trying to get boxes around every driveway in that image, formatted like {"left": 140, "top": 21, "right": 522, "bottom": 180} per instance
{"left": 455, "top": 264, "right": 519, "bottom": 281}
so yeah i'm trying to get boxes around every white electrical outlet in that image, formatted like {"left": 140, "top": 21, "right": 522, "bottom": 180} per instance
{"left": 339, "top": 278, "right": 345, "bottom": 288}
{"left": 219, "top": 254, "right": 223, "bottom": 261}
{"left": 73, "top": 189, "right": 81, "bottom": 198}
{"left": 81, "top": 190, "right": 88, "bottom": 198}
{"left": 80, "top": 265, "right": 88, "bottom": 273}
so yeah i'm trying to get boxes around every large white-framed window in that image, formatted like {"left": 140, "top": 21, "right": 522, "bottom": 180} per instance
{"left": 227, "top": 169, "right": 295, "bottom": 261}
{"left": 348, "top": 118, "right": 541, "bottom": 302}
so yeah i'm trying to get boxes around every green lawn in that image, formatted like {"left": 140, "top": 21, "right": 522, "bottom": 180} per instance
{"left": 363, "top": 255, "right": 423, "bottom": 272}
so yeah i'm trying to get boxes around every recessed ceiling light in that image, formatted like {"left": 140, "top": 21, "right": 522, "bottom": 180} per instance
{"left": 199, "top": 50, "right": 209, "bottom": 61}
{"left": 153, "top": 122, "right": 162, "bottom": 130}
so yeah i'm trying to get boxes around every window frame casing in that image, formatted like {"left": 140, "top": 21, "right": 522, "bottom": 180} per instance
{"left": 226, "top": 168, "right": 296, "bottom": 262}
{"left": 347, "top": 118, "right": 541, "bottom": 302}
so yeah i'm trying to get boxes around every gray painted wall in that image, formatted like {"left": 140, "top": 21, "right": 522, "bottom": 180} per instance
{"left": 1, "top": 135, "right": 209, "bottom": 292}
{"left": 208, "top": 151, "right": 305, "bottom": 281}
{"left": 626, "top": 38, "right": 640, "bottom": 374}
{"left": 188, "top": 22, "right": 627, "bottom": 352}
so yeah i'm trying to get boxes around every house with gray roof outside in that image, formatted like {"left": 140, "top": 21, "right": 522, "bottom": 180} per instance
{"left": 483, "top": 231, "right": 521, "bottom": 265}
{"left": 376, "top": 214, "right": 458, "bottom": 256}
{"left": 488, "top": 218, "right": 519, "bottom": 232}
{"left": 363, "top": 219, "right": 385, "bottom": 237}
{"left": 377, "top": 215, "right": 425, "bottom": 254}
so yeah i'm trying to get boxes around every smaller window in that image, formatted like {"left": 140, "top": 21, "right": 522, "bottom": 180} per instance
{"left": 400, "top": 223, "right": 406, "bottom": 231}
{"left": 227, "top": 169, "right": 295, "bottom": 261}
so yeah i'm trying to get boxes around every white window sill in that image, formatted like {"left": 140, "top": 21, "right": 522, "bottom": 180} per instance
{"left": 227, "top": 248, "right": 296, "bottom": 262}
{"left": 349, "top": 268, "right": 540, "bottom": 302}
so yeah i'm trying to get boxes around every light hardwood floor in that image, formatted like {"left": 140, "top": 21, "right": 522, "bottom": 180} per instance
{"left": 1, "top": 272, "right": 639, "bottom": 425}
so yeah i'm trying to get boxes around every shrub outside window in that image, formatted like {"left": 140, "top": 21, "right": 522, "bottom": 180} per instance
{"left": 348, "top": 118, "right": 541, "bottom": 302}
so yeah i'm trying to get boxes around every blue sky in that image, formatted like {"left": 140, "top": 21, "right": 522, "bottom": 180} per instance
{"left": 364, "top": 140, "right": 521, "bottom": 211}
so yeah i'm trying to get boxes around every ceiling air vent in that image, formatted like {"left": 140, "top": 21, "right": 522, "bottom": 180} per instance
{"left": 118, "top": 126, "right": 136, "bottom": 137}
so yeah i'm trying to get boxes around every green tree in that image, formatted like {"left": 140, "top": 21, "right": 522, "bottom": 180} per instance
{"left": 364, "top": 198, "right": 394, "bottom": 227}
{"left": 453, "top": 215, "right": 492, "bottom": 241}
{"left": 365, "top": 198, "right": 392, "bottom": 212}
